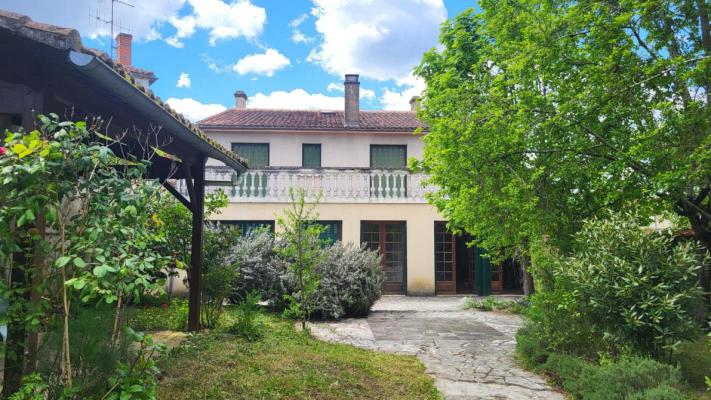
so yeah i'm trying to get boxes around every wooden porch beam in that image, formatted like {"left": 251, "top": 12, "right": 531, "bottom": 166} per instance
{"left": 161, "top": 180, "right": 192, "bottom": 212}
{"left": 187, "top": 157, "right": 206, "bottom": 332}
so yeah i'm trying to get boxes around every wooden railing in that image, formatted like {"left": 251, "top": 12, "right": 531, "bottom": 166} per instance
{"left": 190, "top": 167, "right": 433, "bottom": 203}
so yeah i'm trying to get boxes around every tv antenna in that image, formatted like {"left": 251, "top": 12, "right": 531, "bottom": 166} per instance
{"left": 91, "top": 0, "right": 134, "bottom": 58}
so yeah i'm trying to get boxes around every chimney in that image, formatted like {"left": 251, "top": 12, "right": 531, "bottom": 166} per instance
{"left": 115, "top": 33, "right": 133, "bottom": 66}
{"left": 344, "top": 74, "right": 360, "bottom": 128}
{"left": 234, "top": 91, "right": 248, "bottom": 109}
{"left": 409, "top": 96, "right": 420, "bottom": 111}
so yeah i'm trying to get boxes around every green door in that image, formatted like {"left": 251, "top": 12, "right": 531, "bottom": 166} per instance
{"left": 473, "top": 246, "right": 492, "bottom": 295}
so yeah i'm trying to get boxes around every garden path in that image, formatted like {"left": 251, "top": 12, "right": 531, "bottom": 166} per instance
{"left": 310, "top": 296, "right": 564, "bottom": 400}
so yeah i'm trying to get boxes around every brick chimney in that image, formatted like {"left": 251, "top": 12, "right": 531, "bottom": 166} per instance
{"left": 115, "top": 33, "right": 133, "bottom": 66}
{"left": 409, "top": 96, "right": 420, "bottom": 111}
{"left": 344, "top": 74, "right": 360, "bottom": 128}
{"left": 234, "top": 91, "right": 248, "bottom": 109}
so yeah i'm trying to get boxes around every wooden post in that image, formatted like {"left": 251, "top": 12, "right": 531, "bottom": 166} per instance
{"left": 187, "top": 158, "right": 206, "bottom": 331}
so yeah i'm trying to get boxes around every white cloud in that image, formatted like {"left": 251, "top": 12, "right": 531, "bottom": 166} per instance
{"left": 166, "top": 0, "right": 266, "bottom": 47}
{"left": 165, "top": 98, "right": 227, "bottom": 122}
{"left": 308, "top": 0, "right": 446, "bottom": 81}
{"left": 1, "top": 0, "right": 184, "bottom": 41}
{"left": 290, "top": 13, "right": 309, "bottom": 28}
{"left": 233, "top": 49, "right": 291, "bottom": 77}
{"left": 381, "top": 75, "right": 425, "bottom": 110}
{"left": 291, "top": 30, "right": 313, "bottom": 44}
{"left": 326, "top": 82, "right": 374, "bottom": 100}
{"left": 176, "top": 72, "right": 191, "bottom": 88}
{"left": 249, "top": 89, "right": 343, "bottom": 110}
{"left": 201, "top": 53, "right": 231, "bottom": 73}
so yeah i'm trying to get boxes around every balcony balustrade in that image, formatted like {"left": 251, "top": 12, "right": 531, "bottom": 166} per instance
{"left": 184, "top": 167, "right": 433, "bottom": 203}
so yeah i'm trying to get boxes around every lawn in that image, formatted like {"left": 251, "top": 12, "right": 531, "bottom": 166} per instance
{"left": 156, "top": 311, "right": 441, "bottom": 400}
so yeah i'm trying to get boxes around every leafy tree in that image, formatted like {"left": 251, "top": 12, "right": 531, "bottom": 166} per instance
{"left": 276, "top": 188, "right": 325, "bottom": 331}
{"left": 415, "top": 2, "right": 711, "bottom": 284}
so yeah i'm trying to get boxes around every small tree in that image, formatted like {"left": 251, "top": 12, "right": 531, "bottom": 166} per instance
{"left": 276, "top": 188, "right": 325, "bottom": 331}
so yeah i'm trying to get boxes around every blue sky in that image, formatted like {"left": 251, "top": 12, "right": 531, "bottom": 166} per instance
{"left": 3, "top": 0, "right": 475, "bottom": 121}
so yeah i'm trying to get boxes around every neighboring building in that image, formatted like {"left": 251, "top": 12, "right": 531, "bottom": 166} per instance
{"left": 198, "top": 74, "right": 524, "bottom": 296}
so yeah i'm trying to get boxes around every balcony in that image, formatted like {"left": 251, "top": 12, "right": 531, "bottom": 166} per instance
{"left": 193, "top": 167, "right": 433, "bottom": 203}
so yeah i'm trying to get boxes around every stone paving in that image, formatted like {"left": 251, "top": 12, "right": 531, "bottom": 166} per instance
{"left": 310, "top": 296, "right": 564, "bottom": 400}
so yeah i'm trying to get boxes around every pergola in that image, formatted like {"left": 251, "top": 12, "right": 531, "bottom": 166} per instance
{"left": 0, "top": 8, "right": 246, "bottom": 368}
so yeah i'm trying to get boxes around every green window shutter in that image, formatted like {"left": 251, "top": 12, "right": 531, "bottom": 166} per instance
{"left": 302, "top": 144, "right": 321, "bottom": 168}
{"left": 232, "top": 143, "right": 269, "bottom": 168}
{"left": 370, "top": 145, "right": 406, "bottom": 169}
{"left": 308, "top": 221, "right": 341, "bottom": 246}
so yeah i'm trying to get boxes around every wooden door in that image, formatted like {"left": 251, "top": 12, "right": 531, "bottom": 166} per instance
{"left": 434, "top": 222, "right": 456, "bottom": 294}
{"left": 490, "top": 262, "right": 502, "bottom": 292}
{"left": 362, "top": 221, "right": 406, "bottom": 294}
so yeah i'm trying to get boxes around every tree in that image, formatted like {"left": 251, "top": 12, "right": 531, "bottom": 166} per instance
{"left": 414, "top": 2, "right": 711, "bottom": 277}
{"left": 276, "top": 188, "right": 325, "bottom": 331}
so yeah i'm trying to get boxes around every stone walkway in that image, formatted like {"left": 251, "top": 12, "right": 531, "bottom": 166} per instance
{"left": 310, "top": 296, "right": 564, "bottom": 400}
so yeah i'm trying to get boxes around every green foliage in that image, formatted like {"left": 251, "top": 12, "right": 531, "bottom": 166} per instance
{"left": 8, "top": 374, "right": 48, "bottom": 400}
{"left": 102, "top": 328, "right": 165, "bottom": 400}
{"left": 515, "top": 321, "right": 551, "bottom": 369}
{"left": 538, "top": 354, "right": 685, "bottom": 400}
{"left": 129, "top": 300, "right": 189, "bottom": 332}
{"left": 201, "top": 221, "right": 241, "bottom": 329}
{"left": 228, "top": 291, "right": 265, "bottom": 341}
{"left": 415, "top": 1, "right": 711, "bottom": 256}
{"left": 229, "top": 230, "right": 384, "bottom": 319}
{"left": 462, "top": 297, "right": 529, "bottom": 315}
{"left": 671, "top": 338, "right": 711, "bottom": 389}
{"left": 276, "top": 188, "right": 325, "bottom": 330}
{"left": 526, "top": 210, "right": 706, "bottom": 359}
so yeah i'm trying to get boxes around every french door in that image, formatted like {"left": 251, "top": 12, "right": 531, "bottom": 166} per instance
{"left": 361, "top": 221, "right": 407, "bottom": 294}
{"left": 434, "top": 222, "right": 456, "bottom": 294}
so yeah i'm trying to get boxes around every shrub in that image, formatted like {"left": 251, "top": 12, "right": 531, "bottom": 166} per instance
{"left": 671, "top": 338, "right": 711, "bottom": 389}
{"left": 229, "top": 291, "right": 265, "bottom": 341}
{"left": 229, "top": 229, "right": 291, "bottom": 307}
{"left": 463, "top": 297, "right": 529, "bottom": 315}
{"left": 8, "top": 374, "right": 47, "bottom": 400}
{"left": 201, "top": 222, "right": 241, "bottom": 329}
{"left": 515, "top": 321, "right": 552, "bottom": 369}
{"left": 527, "top": 210, "right": 706, "bottom": 359}
{"left": 230, "top": 232, "right": 384, "bottom": 319}
{"left": 313, "top": 242, "right": 383, "bottom": 319}
{"left": 539, "top": 354, "right": 685, "bottom": 400}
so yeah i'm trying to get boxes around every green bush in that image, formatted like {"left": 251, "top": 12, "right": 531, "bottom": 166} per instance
{"left": 463, "top": 297, "right": 529, "bottom": 315}
{"left": 515, "top": 321, "right": 552, "bottom": 369}
{"left": 201, "top": 222, "right": 241, "bottom": 328}
{"left": 671, "top": 338, "right": 711, "bottom": 389}
{"left": 129, "top": 300, "right": 188, "bottom": 332}
{"left": 230, "top": 231, "right": 384, "bottom": 319}
{"left": 8, "top": 374, "right": 47, "bottom": 400}
{"left": 229, "top": 291, "right": 265, "bottom": 341}
{"left": 527, "top": 210, "right": 706, "bottom": 359}
{"left": 539, "top": 354, "right": 685, "bottom": 400}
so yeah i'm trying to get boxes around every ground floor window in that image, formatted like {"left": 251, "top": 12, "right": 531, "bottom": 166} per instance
{"left": 361, "top": 221, "right": 406, "bottom": 294}
{"left": 220, "top": 220, "right": 275, "bottom": 236}
{"left": 312, "top": 220, "right": 342, "bottom": 245}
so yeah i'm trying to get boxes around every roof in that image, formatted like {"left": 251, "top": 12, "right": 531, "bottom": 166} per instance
{"left": 127, "top": 65, "right": 158, "bottom": 85}
{"left": 0, "top": 9, "right": 246, "bottom": 170}
{"left": 199, "top": 109, "right": 428, "bottom": 132}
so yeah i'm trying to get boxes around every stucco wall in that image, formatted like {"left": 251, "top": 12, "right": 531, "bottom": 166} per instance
{"left": 215, "top": 202, "right": 442, "bottom": 295}
{"left": 204, "top": 129, "right": 426, "bottom": 168}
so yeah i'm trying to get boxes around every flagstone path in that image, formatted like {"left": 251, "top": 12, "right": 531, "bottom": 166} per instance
{"left": 310, "top": 296, "right": 564, "bottom": 400}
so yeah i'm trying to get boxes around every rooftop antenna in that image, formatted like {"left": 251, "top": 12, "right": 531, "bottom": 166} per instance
{"left": 91, "top": 0, "right": 134, "bottom": 58}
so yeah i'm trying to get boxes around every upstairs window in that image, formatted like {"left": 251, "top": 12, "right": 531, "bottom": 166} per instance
{"left": 232, "top": 143, "right": 269, "bottom": 168}
{"left": 370, "top": 145, "right": 406, "bottom": 169}
{"left": 302, "top": 143, "right": 322, "bottom": 168}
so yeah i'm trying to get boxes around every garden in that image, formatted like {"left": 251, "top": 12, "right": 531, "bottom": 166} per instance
{"left": 0, "top": 118, "right": 438, "bottom": 399}
{"left": 415, "top": 0, "right": 711, "bottom": 399}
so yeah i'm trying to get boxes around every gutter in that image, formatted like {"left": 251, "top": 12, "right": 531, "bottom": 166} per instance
{"left": 67, "top": 51, "right": 247, "bottom": 172}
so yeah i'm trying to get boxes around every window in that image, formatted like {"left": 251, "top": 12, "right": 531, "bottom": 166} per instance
{"left": 302, "top": 144, "right": 322, "bottom": 168}
{"left": 360, "top": 221, "right": 407, "bottom": 294}
{"left": 434, "top": 222, "right": 454, "bottom": 282}
{"left": 221, "top": 220, "right": 275, "bottom": 236}
{"left": 370, "top": 145, "right": 406, "bottom": 169}
{"left": 232, "top": 143, "right": 269, "bottom": 168}
{"left": 315, "top": 221, "right": 341, "bottom": 245}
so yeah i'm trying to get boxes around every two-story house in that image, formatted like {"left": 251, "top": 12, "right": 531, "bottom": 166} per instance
{"left": 197, "top": 74, "right": 523, "bottom": 296}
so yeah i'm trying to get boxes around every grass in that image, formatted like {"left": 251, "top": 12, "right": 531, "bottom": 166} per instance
{"left": 156, "top": 310, "right": 441, "bottom": 400}
{"left": 462, "top": 296, "right": 529, "bottom": 315}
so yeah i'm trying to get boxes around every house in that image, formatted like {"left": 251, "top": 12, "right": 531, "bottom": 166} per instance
{"left": 198, "top": 74, "right": 524, "bottom": 296}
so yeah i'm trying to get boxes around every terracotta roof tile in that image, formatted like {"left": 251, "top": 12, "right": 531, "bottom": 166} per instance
{"left": 198, "top": 109, "right": 427, "bottom": 132}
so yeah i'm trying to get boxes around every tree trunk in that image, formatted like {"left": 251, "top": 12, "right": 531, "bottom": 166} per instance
{"left": 521, "top": 256, "right": 535, "bottom": 296}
